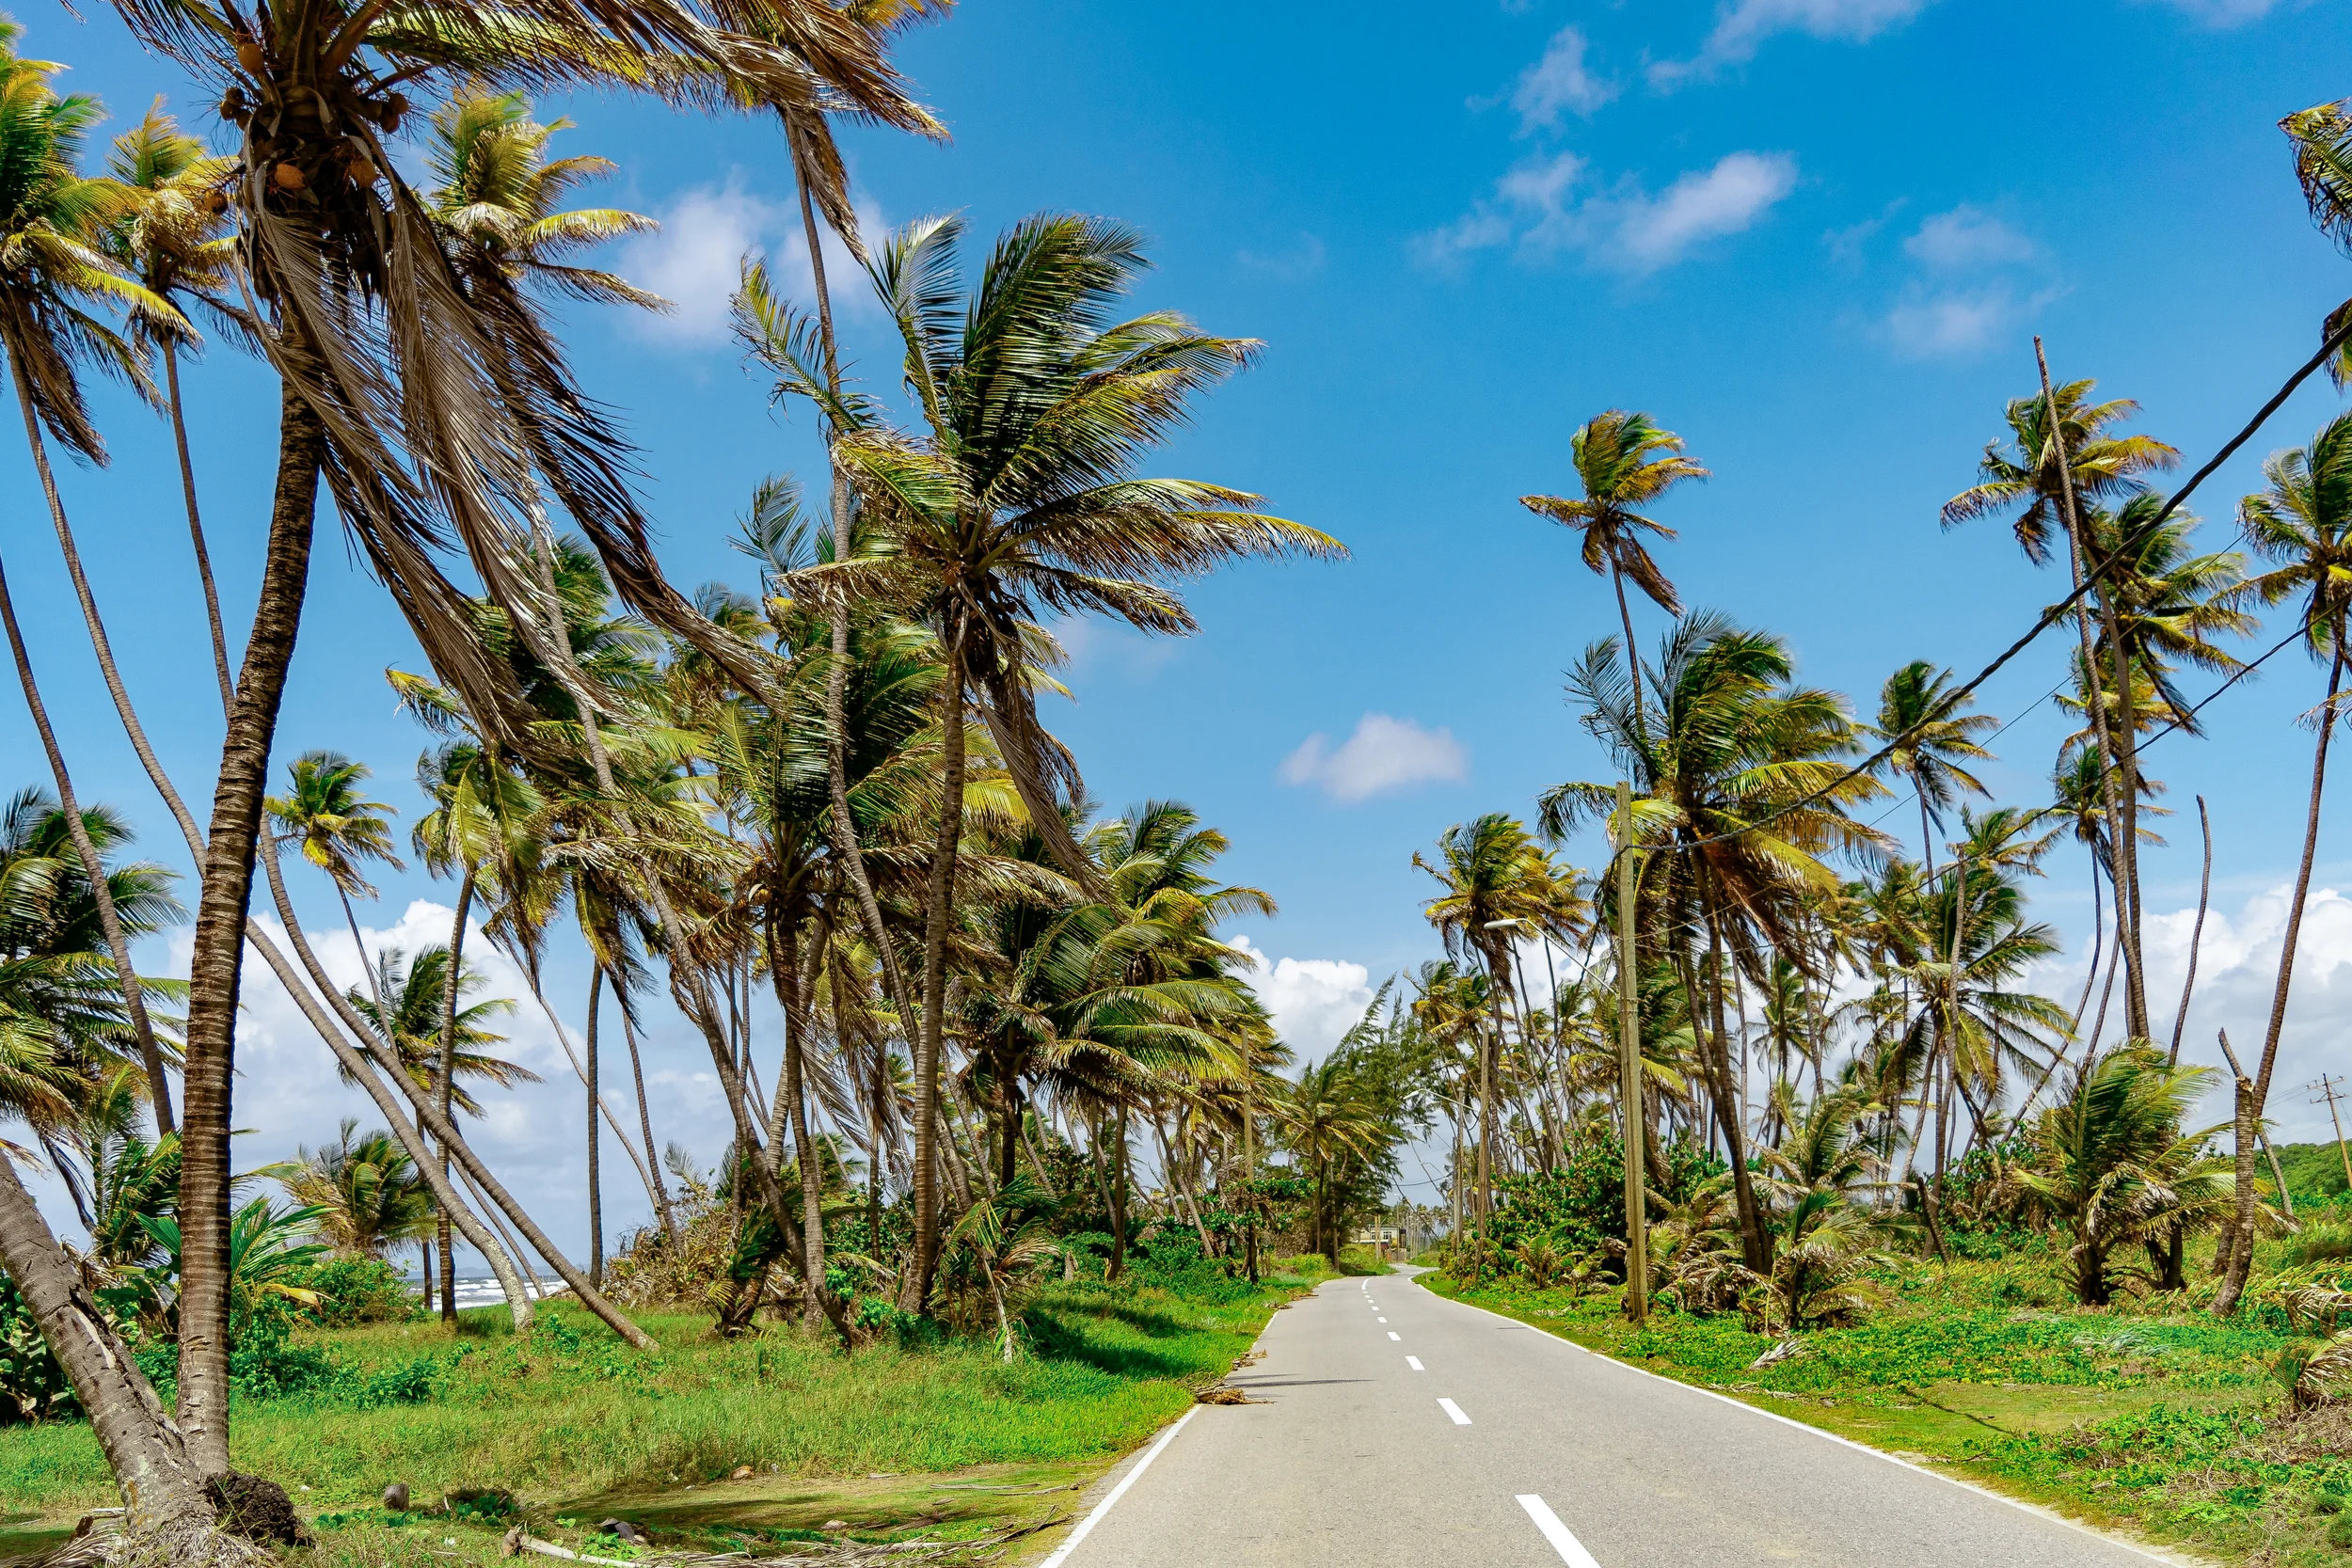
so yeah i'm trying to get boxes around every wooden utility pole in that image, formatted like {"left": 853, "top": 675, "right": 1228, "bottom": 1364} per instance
{"left": 2312, "top": 1074, "right": 2352, "bottom": 1195}
{"left": 1615, "top": 781, "right": 1648, "bottom": 1325}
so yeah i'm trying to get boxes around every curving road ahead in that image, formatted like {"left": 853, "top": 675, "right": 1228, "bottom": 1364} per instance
{"left": 1041, "top": 1268, "right": 2177, "bottom": 1568}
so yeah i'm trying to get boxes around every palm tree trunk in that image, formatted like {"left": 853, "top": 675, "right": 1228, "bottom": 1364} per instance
{"left": 339, "top": 888, "right": 393, "bottom": 1049}
{"left": 1612, "top": 563, "right": 1647, "bottom": 745}
{"left": 903, "top": 619, "right": 967, "bottom": 1312}
{"left": 1697, "top": 874, "right": 1768, "bottom": 1274}
{"left": 437, "top": 869, "right": 474, "bottom": 1323}
{"left": 2039, "top": 343, "right": 2144, "bottom": 1042}
{"left": 2168, "top": 797, "right": 2214, "bottom": 1066}
{"left": 612, "top": 977, "right": 679, "bottom": 1243}
{"left": 2223, "top": 638, "right": 2346, "bottom": 1305}
{"left": 5, "top": 370, "right": 178, "bottom": 1135}
{"left": 0, "top": 554, "right": 177, "bottom": 1137}
{"left": 163, "top": 341, "right": 235, "bottom": 714}
{"left": 770, "top": 908, "right": 832, "bottom": 1336}
{"left": 253, "top": 846, "right": 534, "bottom": 1330}
{"left": 797, "top": 177, "right": 923, "bottom": 1067}
{"left": 177, "top": 380, "right": 326, "bottom": 1477}
{"left": 587, "top": 968, "right": 603, "bottom": 1288}
{"left": 0, "top": 1148, "right": 209, "bottom": 1539}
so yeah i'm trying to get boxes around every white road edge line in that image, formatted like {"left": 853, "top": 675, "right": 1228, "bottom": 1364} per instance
{"left": 1425, "top": 1282, "right": 2178, "bottom": 1566}
{"left": 1406, "top": 1355, "right": 1424, "bottom": 1371}
{"left": 1388, "top": 1331, "right": 1400, "bottom": 1340}
{"left": 1036, "top": 1407, "right": 1199, "bottom": 1568}
{"left": 1438, "top": 1397, "right": 1472, "bottom": 1426}
{"left": 1517, "top": 1495, "right": 1601, "bottom": 1568}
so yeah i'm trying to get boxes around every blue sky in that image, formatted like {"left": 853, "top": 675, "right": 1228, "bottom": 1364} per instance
{"left": 12, "top": 0, "right": 2352, "bottom": 1251}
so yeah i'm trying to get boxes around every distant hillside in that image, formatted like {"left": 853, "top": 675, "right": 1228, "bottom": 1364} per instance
{"left": 2273, "top": 1139, "right": 2352, "bottom": 1200}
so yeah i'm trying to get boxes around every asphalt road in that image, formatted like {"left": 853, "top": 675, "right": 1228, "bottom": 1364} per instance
{"left": 1043, "top": 1268, "right": 2173, "bottom": 1568}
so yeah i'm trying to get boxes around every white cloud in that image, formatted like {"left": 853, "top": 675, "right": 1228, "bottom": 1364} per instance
{"left": 1904, "top": 205, "right": 2037, "bottom": 269}
{"left": 1653, "top": 0, "right": 1934, "bottom": 84}
{"left": 1823, "top": 198, "right": 1906, "bottom": 266}
{"left": 1279, "top": 713, "right": 1469, "bottom": 802}
{"left": 139, "top": 901, "right": 732, "bottom": 1264}
{"left": 1229, "top": 935, "right": 1376, "bottom": 1057}
{"left": 1884, "top": 285, "right": 2027, "bottom": 357}
{"left": 621, "top": 174, "right": 877, "bottom": 346}
{"left": 1237, "top": 232, "right": 1327, "bottom": 280}
{"left": 2032, "top": 881, "right": 2352, "bottom": 1142}
{"left": 1597, "top": 152, "right": 1800, "bottom": 270}
{"left": 1417, "top": 150, "right": 1794, "bottom": 276}
{"left": 1512, "top": 26, "right": 1617, "bottom": 130}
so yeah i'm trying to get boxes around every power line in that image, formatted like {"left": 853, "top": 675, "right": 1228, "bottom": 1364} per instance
{"left": 1646, "top": 318, "right": 2352, "bottom": 859}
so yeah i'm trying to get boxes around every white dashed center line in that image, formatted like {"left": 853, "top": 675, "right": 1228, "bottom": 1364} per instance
{"left": 1387, "top": 1331, "right": 1400, "bottom": 1341}
{"left": 1517, "top": 1495, "right": 1601, "bottom": 1567}
{"left": 1406, "top": 1356, "right": 1424, "bottom": 1371}
{"left": 1438, "top": 1398, "right": 1471, "bottom": 1426}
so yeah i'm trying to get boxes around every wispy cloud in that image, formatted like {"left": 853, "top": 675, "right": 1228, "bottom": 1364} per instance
{"left": 1512, "top": 26, "right": 1617, "bottom": 130}
{"left": 2142, "top": 0, "right": 2292, "bottom": 24}
{"left": 1876, "top": 202, "right": 2056, "bottom": 359}
{"left": 1419, "top": 150, "right": 1797, "bottom": 277}
{"left": 1237, "top": 231, "right": 1328, "bottom": 280}
{"left": 621, "top": 173, "right": 875, "bottom": 346}
{"left": 1652, "top": 0, "right": 1934, "bottom": 86}
{"left": 1279, "top": 713, "right": 1468, "bottom": 802}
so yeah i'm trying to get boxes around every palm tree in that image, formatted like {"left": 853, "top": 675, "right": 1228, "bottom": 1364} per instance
{"left": 1945, "top": 378, "right": 2176, "bottom": 1045}
{"left": 1413, "top": 813, "right": 1577, "bottom": 1259}
{"left": 2006, "top": 1047, "right": 2233, "bottom": 1306}
{"left": 2281, "top": 98, "right": 2352, "bottom": 385}
{"left": 280, "top": 1118, "right": 436, "bottom": 1261}
{"left": 98, "top": 104, "right": 242, "bottom": 711}
{"left": 2214, "top": 409, "right": 2352, "bottom": 1301}
{"left": 1519, "top": 410, "right": 1708, "bottom": 739}
{"left": 97, "top": 2, "right": 930, "bottom": 1496}
{"left": 265, "top": 752, "right": 405, "bottom": 1028}
{"left": 0, "top": 29, "right": 183, "bottom": 1139}
{"left": 1545, "top": 613, "right": 1885, "bottom": 1272}
{"left": 1864, "top": 660, "right": 1996, "bottom": 886}
{"left": 749, "top": 212, "right": 1341, "bottom": 1308}
{"left": 1277, "top": 1057, "right": 1391, "bottom": 1265}
{"left": 344, "top": 944, "right": 539, "bottom": 1116}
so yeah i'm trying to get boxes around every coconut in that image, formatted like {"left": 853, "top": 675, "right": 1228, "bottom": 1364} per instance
{"left": 202, "top": 189, "right": 229, "bottom": 214}
{"left": 271, "top": 162, "right": 307, "bottom": 192}
{"left": 347, "top": 156, "right": 379, "bottom": 188}
{"left": 235, "top": 39, "right": 264, "bottom": 74}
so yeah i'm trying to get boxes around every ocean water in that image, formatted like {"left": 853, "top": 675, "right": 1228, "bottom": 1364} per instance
{"left": 404, "top": 1275, "right": 566, "bottom": 1310}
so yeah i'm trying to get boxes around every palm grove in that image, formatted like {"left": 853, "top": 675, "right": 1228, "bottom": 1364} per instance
{"left": 1404, "top": 103, "right": 2352, "bottom": 1347}
{"left": 0, "top": 0, "right": 1381, "bottom": 1558}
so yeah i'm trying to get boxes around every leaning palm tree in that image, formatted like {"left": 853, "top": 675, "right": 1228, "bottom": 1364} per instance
{"left": 2213, "top": 409, "right": 2352, "bottom": 1303}
{"left": 0, "top": 28, "right": 181, "bottom": 1138}
{"left": 2280, "top": 98, "right": 2352, "bottom": 385}
{"left": 265, "top": 751, "right": 405, "bottom": 1027}
{"left": 745, "top": 212, "right": 1342, "bottom": 1308}
{"left": 1519, "top": 410, "right": 1707, "bottom": 739}
{"left": 71, "top": 2, "right": 934, "bottom": 1509}
{"left": 98, "top": 105, "right": 242, "bottom": 711}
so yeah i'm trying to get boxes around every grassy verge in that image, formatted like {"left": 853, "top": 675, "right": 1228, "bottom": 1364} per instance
{"left": 0, "top": 1261, "right": 1342, "bottom": 1566}
{"left": 1425, "top": 1257, "right": 2352, "bottom": 1566}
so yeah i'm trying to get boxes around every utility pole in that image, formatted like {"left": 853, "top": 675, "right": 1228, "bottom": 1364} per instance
{"left": 2313, "top": 1073, "right": 2352, "bottom": 1195}
{"left": 1615, "top": 780, "right": 1648, "bottom": 1325}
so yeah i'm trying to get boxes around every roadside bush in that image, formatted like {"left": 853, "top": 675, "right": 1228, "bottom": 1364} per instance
{"left": 1487, "top": 1138, "right": 1723, "bottom": 1269}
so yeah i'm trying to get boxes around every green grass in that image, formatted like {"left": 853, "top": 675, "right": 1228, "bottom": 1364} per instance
{"left": 0, "top": 1263, "right": 1332, "bottom": 1567}
{"left": 1430, "top": 1235, "right": 2352, "bottom": 1567}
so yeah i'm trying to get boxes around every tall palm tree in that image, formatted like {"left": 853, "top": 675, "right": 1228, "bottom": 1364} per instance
{"left": 0, "top": 29, "right": 182, "bottom": 1139}
{"left": 1944, "top": 378, "right": 2176, "bottom": 1045}
{"left": 344, "top": 944, "right": 538, "bottom": 1116}
{"left": 1519, "top": 410, "right": 1708, "bottom": 739}
{"left": 2215, "top": 409, "right": 2352, "bottom": 1301}
{"left": 98, "top": 105, "right": 242, "bottom": 711}
{"left": 265, "top": 751, "right": 405, "bottom": 1028}
{"left": 2281, "top": 98, "right": 2352, "bottom": 385}
{"left": 749, "top": 213, "right": 1340, "bottom": 1308}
